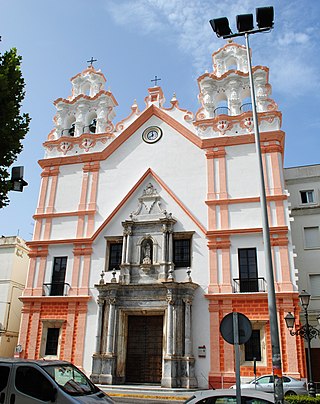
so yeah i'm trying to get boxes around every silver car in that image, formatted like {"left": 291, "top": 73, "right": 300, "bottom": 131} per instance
{"left": 184, "top": 388, "right": 280, "bottom": 404}
{"left": 230, "top": 375, "right": 308, "bottom": 396}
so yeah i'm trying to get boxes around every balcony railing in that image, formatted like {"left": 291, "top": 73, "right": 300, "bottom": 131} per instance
{"left": 214, "top": 106, "right": 230, "bottom": 117}
{"left": 43, "top": 282, "right": 71, "bottom": 297}
{"left": 240, "top": 103, "right": 253, "bottom": 113}
{"left": 233, "top": 277, "right": 266, "bottom": 293}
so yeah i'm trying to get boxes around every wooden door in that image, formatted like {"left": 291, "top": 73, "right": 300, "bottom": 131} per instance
{"left": 126, "top": 315, "right": 163, "bottom": 383}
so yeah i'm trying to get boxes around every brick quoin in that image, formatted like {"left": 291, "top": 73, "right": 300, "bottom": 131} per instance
{"left": 23, "top": 301, "right": 85, "bottom": 362}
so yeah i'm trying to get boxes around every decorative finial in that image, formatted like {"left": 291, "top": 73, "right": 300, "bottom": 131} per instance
{"left": 131, "top": 99, "right": 138, "bottom": 111}
{"left": 87, "top": 57, "right": 97, "bottom": 67}
{"left": 111, "top": 268, "right": 117, "bottom": 283}
{"left": 99, "top": 270, "right": 105, "bottom": 285}
{"left": 151, "top": 75, "right": 161, "bottom": 86}
{"left": 168, "top": 264, "right": 174, "bottom": 281}
{"left": 171, "top": 92, "right": 177, "bottom": 103}
{"left": 187, "top": 267, "right": 192, "bottom": 282}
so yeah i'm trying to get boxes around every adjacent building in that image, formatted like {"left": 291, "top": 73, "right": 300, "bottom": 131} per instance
{"left": 0, "top": 236, "right": 29, "bottom": 356}
{"left": 284, "top": 164, "right": 320, "bottom": 384}
{"left": 17, "top": 42, "right": 305, "bottom": 388}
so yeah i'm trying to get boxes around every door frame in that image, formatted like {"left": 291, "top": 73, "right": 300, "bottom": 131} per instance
{"left": 116, "top": 309, "right": 166, "bottom": 383}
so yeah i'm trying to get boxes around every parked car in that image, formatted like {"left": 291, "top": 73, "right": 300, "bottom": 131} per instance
{"left": 0, "top": 358, "right": 115, "bottom": 403}
{"left": 184, "top": 388, "right": 279, "bottom": 404}
{"left": 230, "top": 375, "right": 308, "bottom": 396}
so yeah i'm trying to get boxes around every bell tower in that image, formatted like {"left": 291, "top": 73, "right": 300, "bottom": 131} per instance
{"left": 44, "top": 66, "right": 118, "bottom": 157}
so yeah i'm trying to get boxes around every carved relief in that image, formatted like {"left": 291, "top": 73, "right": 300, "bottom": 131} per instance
{"left": 58, "top": 141, "right": 73, "bottom": 155}
{"left": 240, "top": 117, "right": 254, "bottom": 133}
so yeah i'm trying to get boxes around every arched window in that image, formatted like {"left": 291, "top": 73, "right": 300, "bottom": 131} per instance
{"left": 61, "top": 116, "right": 76, "bottom": 137}
{"left": 225, "top": 56, "right": 238, "bottom": 71}
{"left": 83, "top": 113, "right": 97, "bottom": 134}
{"left": 240, "top": 96, "right": 252, "bottom": 114}
{"left": 214, "top": 99, "right": 230, "bottom": 117}
{"left": 81, "top": 82, "right": 91, "bottom": 96}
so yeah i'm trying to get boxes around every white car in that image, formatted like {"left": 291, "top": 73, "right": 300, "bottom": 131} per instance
{"left": 184, "top": 388, "right": 279, "bottom": 404}
{"left": 230, "top": 375, "right": 308, "bottom": 396}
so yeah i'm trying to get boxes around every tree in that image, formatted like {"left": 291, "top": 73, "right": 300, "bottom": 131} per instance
{"left": 0, "top": 48, "right": 30, "bottom": 208}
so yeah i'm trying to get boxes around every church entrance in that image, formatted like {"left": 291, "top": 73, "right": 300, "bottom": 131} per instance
{"left": 126, "top": 315, "right": 163, "bottom": 384}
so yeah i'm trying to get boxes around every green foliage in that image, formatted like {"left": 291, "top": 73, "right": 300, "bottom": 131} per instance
{"left": 285, "top": 395, "right": 320, "bottom": 404}
{"left": 0, "top": 47, "right": 30, "bottom": 208}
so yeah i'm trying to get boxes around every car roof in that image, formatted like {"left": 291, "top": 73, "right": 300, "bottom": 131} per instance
{"left": 0, "top": 358, "right": 72, "bottom": 367}
{"left": 191, "top": 388, "right": 275, "bottom": 402}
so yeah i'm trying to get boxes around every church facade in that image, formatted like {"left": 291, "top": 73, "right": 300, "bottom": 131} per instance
{"left": 18, "top": 42, "right": 305, "bottom": 388}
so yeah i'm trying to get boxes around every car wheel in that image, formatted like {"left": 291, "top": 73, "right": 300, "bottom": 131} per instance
{"left": 284, "top": 391, "right": 297, "bottom": 397}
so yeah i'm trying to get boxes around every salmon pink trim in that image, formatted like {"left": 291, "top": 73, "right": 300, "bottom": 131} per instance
{"left": 74, "top": 304, "right": 88, "bottom": 367}
{"left": 64, "top": 302, "right": 76, "bottom": 361}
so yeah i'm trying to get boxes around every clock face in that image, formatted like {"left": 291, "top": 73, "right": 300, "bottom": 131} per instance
{"left": 142, "top": 126, "right": 162, "bottom": 143}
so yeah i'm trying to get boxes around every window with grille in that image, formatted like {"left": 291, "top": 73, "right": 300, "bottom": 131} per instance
{"left": 50, "top": 257, "right": 67, "bottom": 296}
{"left": 238, "top": 248, "right": 258, "bottom": 292}
{"left": 173, "top": 238, "right": 191, "bottom": 268}
{"left": 108, "top": 242, "right": 123, "bottom": 271}
{"left": 45, "top": 328, "right": 60, "bottom": 356}
{"left": 245, "top": 329, "right": 261, "bottom": 361}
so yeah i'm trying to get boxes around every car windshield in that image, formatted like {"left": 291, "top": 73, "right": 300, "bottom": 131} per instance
{"left": 43, "top": 364, "right": 99, "bottom": 396}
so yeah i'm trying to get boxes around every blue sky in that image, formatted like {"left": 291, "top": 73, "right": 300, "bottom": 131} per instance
{"left": 0, "top": 0, "right": 319, "bottom": 240}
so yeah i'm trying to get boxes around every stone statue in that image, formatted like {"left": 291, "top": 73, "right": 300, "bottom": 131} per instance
{"left": 142, "top": 241, "right": 152, "bottom": 265}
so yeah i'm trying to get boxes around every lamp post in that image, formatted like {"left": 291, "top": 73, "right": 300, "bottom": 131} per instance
{"left": 285, "top": 290, "right": 320, "bottom": 397}
{"left": 210, "top": 7, "right": 285, "bottom": 404}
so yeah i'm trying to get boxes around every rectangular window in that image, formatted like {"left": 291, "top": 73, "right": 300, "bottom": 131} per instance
{"left": 50, "top": 257, "right": 67, "bottom": 296}
{"left": 300, "top": 190, "right": 315, "bottom": 204}
{"left": 309, "top": 275, "right": 320, "bottom": 297}
{"left": 173, "top": 238, "right": 191, "bottom": 268}
{"left": 245, "top": 329, "right": 261, "bottom": 361}
{"left": 238, "top": 248, "right": 258, "bottom": 292}
{"left": 45, "top": 328, "right": 60, "bottom": 356}
{"left": 304, "top": 227, "right": 320, "bottom": 249}
{"left": 108, "top": 242, "right": 123, "bottom": 271}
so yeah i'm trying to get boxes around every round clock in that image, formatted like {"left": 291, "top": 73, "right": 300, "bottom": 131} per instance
{"left": 142, "top": 126, "right": 162, "bottom": 144}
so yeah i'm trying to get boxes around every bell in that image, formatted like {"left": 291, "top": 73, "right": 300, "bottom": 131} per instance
{"left": 89, "top": 119, "right": 96, "bottom": 134}
{"left": 68, "top": 123, "right": 75, "bottom": 136}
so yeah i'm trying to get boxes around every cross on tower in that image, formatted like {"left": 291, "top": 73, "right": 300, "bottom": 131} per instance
{"left": 151, "top": 75, "right": 161, "bottom": 86}
{"left": 87, "top": 57, "right": 97, "bottom": 67}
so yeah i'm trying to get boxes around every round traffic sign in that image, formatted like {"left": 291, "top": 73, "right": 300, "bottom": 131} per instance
{"left": 220, "top": 312, "right": 252, "bottom": 345}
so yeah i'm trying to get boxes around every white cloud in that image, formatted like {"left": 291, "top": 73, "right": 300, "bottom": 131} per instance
{"left": 104, "top": 0, "right": 320, "bottom": 99}
{"left": 277, "top": 32, "right": 310, "bottom": 46}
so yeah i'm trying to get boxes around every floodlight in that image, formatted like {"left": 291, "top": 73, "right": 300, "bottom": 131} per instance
{"left": 256, "top": 6, "right": 274, "bottom": 29}
{"left": 236, "top": 14, "right": 254, "bottom": 33}
{"left": 209, "top": 17, "right": 232, "bottom": 38}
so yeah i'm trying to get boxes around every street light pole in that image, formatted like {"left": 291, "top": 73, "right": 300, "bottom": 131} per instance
{"left": 285, "top": 291, "right": 320, "bottom": 397}
{"left": 210, "top": 8, "right": 284, "bottom": 403}
{"left": 303, "top": 306, "right": 315, "bottom": 397}
{"left": 244, "top": 31, "right": 283, "bottom": 399}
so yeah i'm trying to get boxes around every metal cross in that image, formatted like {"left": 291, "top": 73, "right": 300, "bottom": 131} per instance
{"left": 151, "top": 75, "right": 161, "bottom": 86}
{"left": 87, "top": 57, "right": 97, "bottom": 67}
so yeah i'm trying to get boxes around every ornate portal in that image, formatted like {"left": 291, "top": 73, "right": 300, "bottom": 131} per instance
{"left": 91, "top": 183, "right": 198, "bottom": 388}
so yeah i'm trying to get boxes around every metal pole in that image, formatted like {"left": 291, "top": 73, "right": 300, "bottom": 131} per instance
{"left": 304, "top": 308, "right": 316, "bottom": 397}
{"left": 233, "top": 313, "right": 241, "bottom": 404}
{"left": 244, "top": 32, "right": 284, "bottom": 404}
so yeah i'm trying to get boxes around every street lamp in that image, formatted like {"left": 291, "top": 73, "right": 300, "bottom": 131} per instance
{"left": 285, "top": 290, "right": 320, "bottom": 397}
{"left": 209, "top": 7, "right": 285, "bottom": 404}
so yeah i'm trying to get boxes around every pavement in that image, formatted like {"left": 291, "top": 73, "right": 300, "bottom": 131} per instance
{"left": 98, "top": 384, "right": 197, "bottom": 402}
